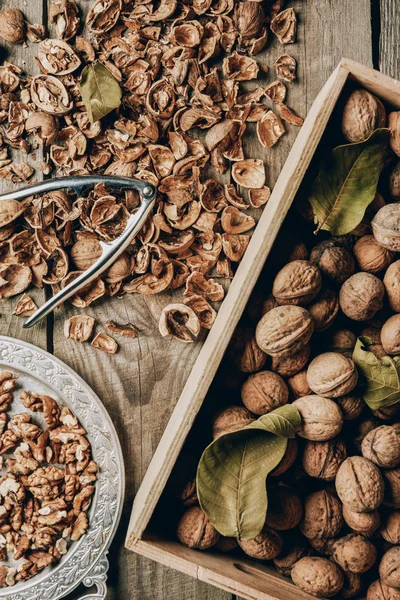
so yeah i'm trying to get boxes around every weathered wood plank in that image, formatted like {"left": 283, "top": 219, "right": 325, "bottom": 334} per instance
{"left": 380, "top": 0, "right": 400, "bottom": 78}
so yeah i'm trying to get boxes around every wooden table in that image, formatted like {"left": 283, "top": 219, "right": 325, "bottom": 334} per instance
{"left": 0, "top": 1, "right": 398, "bottom": 598}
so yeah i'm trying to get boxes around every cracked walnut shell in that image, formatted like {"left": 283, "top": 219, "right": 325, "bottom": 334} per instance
{"left": 64, "top": 315, "right": 95, "bottom": 343}
{"left": 336, "top": 456, "right": 384, "bottom": 513}
{"left": 306, "top": 352, "right": 358, "bottom": 399}
{"left": 177, "top": 506, "right": 219, "bottom": 550}
{"left": 255, "top": 305, "right": 314, "bottom": 358}
{"left": 272, "top": 260, "right": 322, "bottom": 306}
{"left": 292, "top": 395, "right": 343, "bottom": 441}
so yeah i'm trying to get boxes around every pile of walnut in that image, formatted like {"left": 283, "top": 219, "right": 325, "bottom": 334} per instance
{"left": 176, "top": 89, "right": 400, "bottom": 600}
{"left": 0, "top": 371, "right": 97, "bottom": 588}
{"left": 0, "top": 1, "right": 303, "bottom": 341}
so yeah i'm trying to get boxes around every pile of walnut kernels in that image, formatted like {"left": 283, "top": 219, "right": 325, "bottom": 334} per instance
{"left": 176, "top": 89, "right": 400, "bottom": 600}
{"left": 0, "top": 372, "right": 97, "bottom": 588}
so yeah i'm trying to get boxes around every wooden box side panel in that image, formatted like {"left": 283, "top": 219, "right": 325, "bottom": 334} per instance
{"left": 126, "top": 63, "right": 351, "bottom": 547}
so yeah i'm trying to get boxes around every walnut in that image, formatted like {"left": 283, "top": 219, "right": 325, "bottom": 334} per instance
{"left": 308, "top": 536, "right": 337, "bottom": 556}
{"left": 302, "top": 438, "right": 347, "bottom": 481}
{"left": 238, "top": 525, "right": 282, "bottom": 560}
{"left": 212, "top": 405, "right": 254, "bottom": 439}
{"left": 326, "top": 328, "right": 357, "bottom": 358}
{"left": 332, "top": 533, "right": 377, "bottom": 573}
{"left": 71, "top": 512, "right": 88, "bottom": 541}
{"left": 265, "top": 486, "right": 302, "bottom": 530}
{"left": 177, "top": 506, "right": 219, "bottom": 550}
{"left": 353, "top": 235, "right": 394, "bottom": 274}
{"left": 336, "top": 457, "right": 384, "bottom": 512}
{"left": 342, "top": 505, "right": 380, "bottom": 536}
{"left": 381, "top": 510, "right": 400, "bottom": 544}
{"left": 293, "top": 395, "right": 343, "bottom": 441}
{"left": 64, "top": 315, "right": 95, "bottom": 343}
{"left": 383, "top": 468, "right": 400, "bottom": 508}
{"left": 342, "top": 89, "right": 386, "bottom": 143}
{"left": 272, "top": 260, "right": 322, "bottom": 306}
{"left": 336, "top": 395, "right": 364, "bottom": 421}
{"left": 307, "top": 352, "right": 358, "bottom": 398}
{"left": 310, "top": 239, "right": 355, "bottom": 284}
{"left": 388, "top": 111, "right": 400, "bottom": 156}
{"left": 308, "top": 288, "right": 339, "bottom": 331}
{"left": 270, "top": 439, "right": 298, "bottom": 477}
{"left": 353, "top": 417, "right": 380, "bottom": 452}
{"left": 91, "top": 332, "right": 118, "bottom": 353}
{"left": 241, "top": 371, "right": 288, "bottom": 415}
{"left": 291, "top": 557, "right": 344, "bottom": 598}
{"left": 300, "top": 490, "right": 343, "bottom": 540}
{"left": 362, "top": 425, "right": 400, "bottom": 468}
{"left": 339, "top": 272, "right": 385, "bottom": 321}
{"left": 381, "top": 315, "right": 400, "bottom": 356}
{"left": 0, "top": 8, "right": 26, "bottom": 43}
{"left": 389, "top": 161, "right": 400, "bottom": 201}
{"left": 384, "top": 260, "right": 400, "bottom": 313}
{"left": 271, "top": 343, "right": 310, "bottom": 377}
{"left": 367, "top": 579, "right": 400, "bottom": 600}
{"left": 372, "top": 203, "right": 400, "bottom": 251}
{"left": 159, "top": 304, "right": 200, "bottom": 344}
{"left": 215, "top": 537, "right": 238, "bottom": 553}
{"left": 256, "top": 305, "right": 314, "bottom": 357}
{"left": 342, "top": 571, "right": 362, "bottom": 599}
{"left": 273, "top": 542, "right": 311, "bottom": 577}
{"left": 229, "top": 328, "right": 267, "bottom": 373}
{"left": 287, "top": 370, "right": 311, "bottom": 398}
{"left": 180, "top": 479, "right": 198, "bottom": 507}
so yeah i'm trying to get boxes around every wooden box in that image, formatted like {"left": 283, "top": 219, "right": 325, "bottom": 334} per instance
{"left": 125, "top": 59, "right": 400, "bottom": 600}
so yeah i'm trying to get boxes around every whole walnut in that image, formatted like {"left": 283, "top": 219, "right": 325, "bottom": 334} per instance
{"left": 310, "top": 239, "right": 355, "bottom": 284}
{"left": 342, "top": 504, "right": 380, "bottom": 536}
{"left": 353, "top": 417, "right": 380, "bottom": 452}
{"left": 308, "top": 288, "right": 339, "bottom": 332}
{"left": 336, "top": 456, "right": 384, "bottom": 512}
{"left": 288, "top": 241, "right": 309, "bottom": 262}
{"left": 383, "top": 468, "right": 400, "bottom": 508}
{"left": 241, "top": 371, "right": 288, "bottom": 415}
{"left": 326, "top": 328, "right": 357, "bottom": 358}
{"left": 293, "top": 395, "right": 343, "bottom": 441}
{"left": 342, "top": 571, "right": 362, "bottom": 599}
{"left": 265, "top": 486, "right": 303, "bottom": 530}
{"left": 272, "top": 260, "right": 322, "bottom": 306}
{"left": 389, "top": 161, "right": 400, "bottom": 201}
{"left": 180, "top": 479, "right": 198, "bottom": 506}
{"left": 388, "top": 111, "right": 400, "bottom": 156}
{"left": 381, "top": 315, "right": 400, "bottom": 356}
{"left": 332, "top": 533, "right": 377, "bottom": 573}
{"left": 372, "top": 203, "right": 400, "bottom": 251}
{"left": 384, "top": 260, "right": 400, "bottom": 313}
{"left": 273, "top": 542, "right": 312, "bottom": 577}
{"left": 309, "top": 536, "right": 337, "bottom": 556}
{"left": 238, "top": 525, "right": 282, "bottom": 560}
{"left": 342, "top": 89, "right": 386, "bottom": 143}
{"left": 177, "top": 506, "right": 220, "bottom": 549}
{"left": 291, "top": 557, "right": 344, "bottom": 597}
{"left": 353, "top": 235, "right": 395, "bottom": 274}
{"left": 380, "top": 510, "right": 400, "bottom": 544}
{"left": 302, "top": 438, "right": 347, "bottom": 480}
{"left": 336, "top": 395, "right": 364, "bottom": 421}
{"left": 339, "top": 272, "right": 385, "bottom": 321}
{"left": 367, "top": 579, "right": 400, "bottom": 600}
{"left": 300, "top": 490, "right": 343, "bottom": 539}
{"left": 0, "top": 8, "right": 26, "bottom": 43}
{"left": 307, "top": 352, "right": 358, "bottom": 398}
{"left": 215, "top": 537, "right": 238, "bottom": 552}
{"left": 376, "top": 404, "right": 400, "bottom": 421}
{"left": 212, "top": 405, "right": 254, "bottom": 439}
{"left": 379, "top": 546, "right": 400, "bottom": 588}
{"left": 362, "top": 425, "right": 400, "bottom": 469}
{"left": 229, "top": 327, "right": 267, "bottom": 373}
{"left": 270, "top": 438, "right": 298, "bottom": 477}
{"left": 287, "top": 370, "right": 311, "bottom": 398}
{"left": 255, "top": 305, "right": 314, "bottom": 357}
{"left": 271, "top": 343, "right": 310, "bottom": 377}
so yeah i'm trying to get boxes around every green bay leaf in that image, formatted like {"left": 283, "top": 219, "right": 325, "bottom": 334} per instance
{"left": 353, "top": 336, "right": 400, "bottom": 410}
{"left": 196, "top": 404, "right": 301, "bottom": 541}
{"left": 80, "top": 62, "right": 122, "bottom": 124}
{"left": 309, "top": 128, "right": 390, "bottom": 235}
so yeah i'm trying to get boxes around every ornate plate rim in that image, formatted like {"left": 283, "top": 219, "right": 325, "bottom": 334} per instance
{"left": 0, "top": 336, "right": 125, "bottom": 600}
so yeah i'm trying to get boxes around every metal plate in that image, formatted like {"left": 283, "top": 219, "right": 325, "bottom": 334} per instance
{"left": 0, "top": 337, "right": 125, "bottom": 600}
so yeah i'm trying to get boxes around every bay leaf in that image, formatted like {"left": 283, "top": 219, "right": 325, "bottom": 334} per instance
{"left": 309, "top": 128, "right": 390, "bottom": 235}
{"left": 352, "top": 336, "right": 400, "bottom": 410}
{"left": 80, "top": 62, "right": 122, "bottom": 124}
{"left": 196, "top": 404, "right": 301, "bottom": 541}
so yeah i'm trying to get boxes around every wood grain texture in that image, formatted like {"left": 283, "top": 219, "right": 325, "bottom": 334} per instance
{"left": 380, "top": 0, "right": 400, "bottom": 78}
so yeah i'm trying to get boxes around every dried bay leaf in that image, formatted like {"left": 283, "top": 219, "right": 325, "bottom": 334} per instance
{"left": 353, "top": 336, "right": 400, "bottom": 410}
{"left": 196, "top": 404, "right": 301, "bottom": 540}
{"left": 80, "top": 62, "right": 122, "bottom": 123}
{"left": 309, "top": 128, "right": 390, "bottom": 235}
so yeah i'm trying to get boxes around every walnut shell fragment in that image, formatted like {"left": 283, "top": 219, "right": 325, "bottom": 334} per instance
{"left": 159, "top": 303, "right": 201, "bottom": 343}
{"left": 64, "top": 315, "right": 96, "bottom": 343}
{"left": 105, "top": 321, "right": 137, "bottom": 339}
{"left": 270, "top": 8, "right": 297, "bottom": 44}
{"left": 264, "top": 81, "right": 286, "bottom": 103}
{"left": 49, "top": 0, "right": 80, "bottom": 40}
{"left": 12, "top": 294, "right": 38, "bottom": 317}
{"left": 257, "top": 111, "right": 285, "bottom": 148}
{"left": 91, "top": 332, "right": 118, "bottom": 353}
{"left": 221, "top": 207, "right": 255, "bottom": 233}
{"left": 249, "top": 187, "right": 271, "bottom": 208}
{"left": 0, "top": 199, "right": 25, "bottom": 227}
{"left": 0, "top": 264, "right": 32, "bottom": 299}
{"left": 184, "top": 295, "right": 216, "bottom": 329}
{"left": 31, "top": 74, "right": 72, "bottom": 115}
{"left": 232, "top": 159, "right": 265, "bottom": 189}
{"left": 277, "top": 103, "right": 304, "bottom": 126}
{"left": 86, "top": 0, "right": 122, "bottom": 33}
{"left": 274, "top": 53, "right": 297, "bottom": 81}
